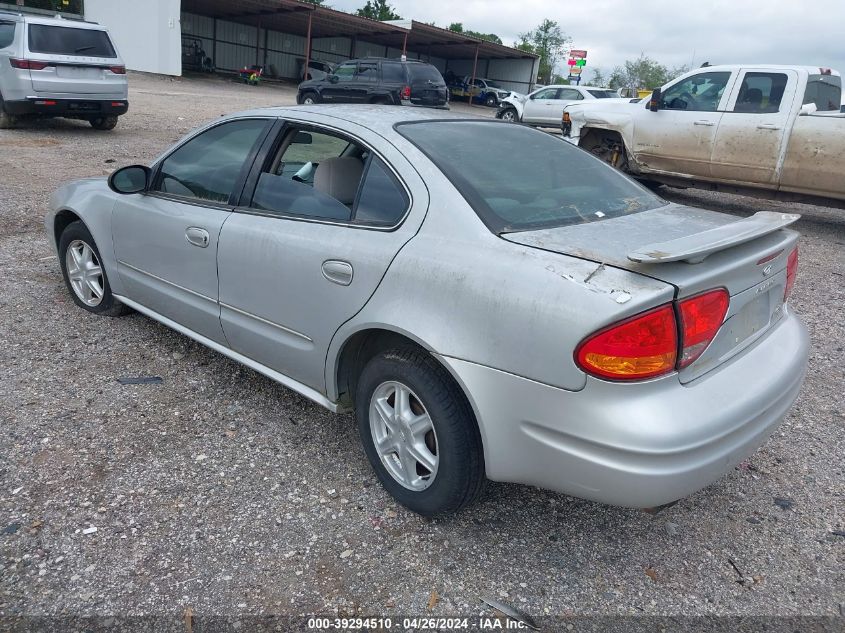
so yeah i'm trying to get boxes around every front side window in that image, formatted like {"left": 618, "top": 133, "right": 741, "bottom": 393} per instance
{"left": 28, "top": 25, "right": 115, "bottom": 57}
{"left": 398, "top": 121, "right": 664, "bottom": 233}
{"left": 733, "top": 72, "right": 788, "bottom": 113}
{"left": 661, "top": 71, "right": 731, "bottom": 111}
{"left": 0, "top": 21, "right": 15, "bottom": 49}
{"left": 558, "top": 89, "right": 584, "bottom": 101}
{"left": 532, "top": 88, "right": 559, "bottom": 100}
{"left": 803, "top": 74, "right": 842, "bottom": 112}
{"left": 155, "top": 119, "right": 269, "bottom": 203}
{"left": 334, "top": 63, "right": 355, "bottom": 80}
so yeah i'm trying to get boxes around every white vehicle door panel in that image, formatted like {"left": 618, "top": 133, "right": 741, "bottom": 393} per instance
{"left": 710, "top": 69, "right": 798, "bottom": 185}
{"left": 630, "top": 70, "right": 737, "bottom": 178}
{"left": 522, "top": 88, "right": 561, "bottom": 125}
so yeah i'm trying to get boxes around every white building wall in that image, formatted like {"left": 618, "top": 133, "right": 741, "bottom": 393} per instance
{"left": 85, "top": 0, "right": 182, "bottom": 76}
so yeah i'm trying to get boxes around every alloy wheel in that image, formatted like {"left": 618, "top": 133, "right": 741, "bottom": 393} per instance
{"left": 369, "top": 381, "right": 439, "bottom": 491}
{"left": 65, "top": 240, "right": 105, "bottom": 307}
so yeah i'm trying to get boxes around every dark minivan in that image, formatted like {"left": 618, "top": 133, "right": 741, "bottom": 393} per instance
{"left": 296, "top": 58, "right": 449, "bottom": 109}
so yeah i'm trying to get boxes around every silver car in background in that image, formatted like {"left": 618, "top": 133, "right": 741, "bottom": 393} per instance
{"left": 0, "top": 11, "right": 127, "bottom": 130}
{"left": 46, "top": 106, "right": 808, "bottom": 516}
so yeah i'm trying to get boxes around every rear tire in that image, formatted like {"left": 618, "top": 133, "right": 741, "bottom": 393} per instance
{"left": 355, "top": 347, "right": 486, "bottom": 517}
{"left": 90, "top": 116, "right": 118, "bottom": 131}
{"left": 0, "top": 95, "right": 17, "bottom": 129}
{"left": 58, "top": 221, "right": 131, "bottom": 317}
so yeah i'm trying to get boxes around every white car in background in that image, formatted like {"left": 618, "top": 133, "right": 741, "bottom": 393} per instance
{"left": 496, "top": 84, "right": 620, "bottom": 126}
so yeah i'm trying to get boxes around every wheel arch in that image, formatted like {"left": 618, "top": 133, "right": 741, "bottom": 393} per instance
{"left": 578, "top": 126, "right": 641, "bottom": 172}
{"left": 52, "top": 208, "right": 85, "bottom": 250}
{"left": 330, "top": 324, "right": 488, "bottom": 467}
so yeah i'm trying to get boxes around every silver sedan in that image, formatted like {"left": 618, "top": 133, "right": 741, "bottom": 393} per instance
{"left": 46, "top": 105, "right": 809, "bottom": 516}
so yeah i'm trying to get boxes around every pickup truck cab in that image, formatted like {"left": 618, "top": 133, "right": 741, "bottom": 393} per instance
{"left": 562, "top": 65, "right": 845, "bottom": 207}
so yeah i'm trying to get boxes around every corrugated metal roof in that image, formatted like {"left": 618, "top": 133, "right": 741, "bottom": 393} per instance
{"left": 180, "top": 0, "right": 537, "bottom": 60}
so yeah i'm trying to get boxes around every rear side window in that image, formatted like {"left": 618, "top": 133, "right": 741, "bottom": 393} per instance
{"left": 382, "top": 62, "right": 406, "bottom": 83}
{"left": 155, "top": 119, "right": 269, "bottom": 204}
{"left": 407, "top": 64, "right": 444, "bottom": 85}
{"left": 398, "top": 121, "right": 664, "bottom": 232}
{"left": 587, "top": 89, "right": 616, "bottom": 99}
{"left": 357, "top": 62, "right": 378, "bottom": 83}
{"left": 0, "top": 22, "right": 15, "bottom": 49}
{"left": 354, "top": 157, "right": 409, "bottom": 225}
{"left": 803, "top": 74, "right": 841, "bottom": 112}
{"left": 28, "top": 25, "right": 116, "bottom": 57}
{"left": 733, "top": 72, "right": 788, "bottom": 113}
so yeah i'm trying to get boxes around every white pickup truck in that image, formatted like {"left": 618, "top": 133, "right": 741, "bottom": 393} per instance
{"left": 562, "top": 65, "right": 845, "bottom": 208}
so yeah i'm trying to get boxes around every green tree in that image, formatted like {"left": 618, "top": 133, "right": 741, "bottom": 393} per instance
{"left": 608, "top": 54, "right": 688, "bottom": 90}
{"left": 448, "top": 22, "right": 503, "bottom": 45}
{"left": 356, "top": 0, "right": 401, "bottom": 20}
{"left": 516, "top": 20, "right": 571, "bottom": 84}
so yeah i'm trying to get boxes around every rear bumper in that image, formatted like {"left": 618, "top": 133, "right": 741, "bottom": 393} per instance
{"left": 438, "top": 310, "right": 809, "bottom": 507}
{"left": 3, "top": 98, "right": 129, "bottom": 117}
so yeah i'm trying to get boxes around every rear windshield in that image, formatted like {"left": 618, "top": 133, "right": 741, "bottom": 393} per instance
{"left": 407, "top": 64, "right": 445, "bottom": 85}
{"left": 803, "top": 74, "right": 842, "bottom": 112}
{"left": 398, "top": 121, "right": 665, "bottom": 233}
{"left": 587, "top": 89, "right": 616, "bottom": 99}
{"left": 28, "top": 24, "right": 116, "bottom": 58}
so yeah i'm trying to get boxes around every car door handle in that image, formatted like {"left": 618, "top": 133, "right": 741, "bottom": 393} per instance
{"left": 693, "top": 120, "right": 715, "bottom": 126}
{"left": 322, "top": 260, "right": 353, "bottom": 286}
{"left": 757, "top": 123, "right": 782, "bottom": 130}
{"left": 185, "top": 227, "right": 210, "bottom": 248}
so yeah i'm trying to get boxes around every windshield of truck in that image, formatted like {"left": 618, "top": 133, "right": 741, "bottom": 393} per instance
{"left": 803, "top": 74, "right": 842, "bottom": 112}
{"left": 398, "top": 121, "right": 666, "bottom": 233}
{"left": 28, "top": 25, "right": 116, "bottom": 57}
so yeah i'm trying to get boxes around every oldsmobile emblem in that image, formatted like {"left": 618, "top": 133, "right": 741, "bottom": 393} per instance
{"left": 762, "top": 265, "right": 773, "bottom": 276}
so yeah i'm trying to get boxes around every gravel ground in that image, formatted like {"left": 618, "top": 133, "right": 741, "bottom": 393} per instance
{"left": 0, "top": 72, "right": 843, "bottom": 627}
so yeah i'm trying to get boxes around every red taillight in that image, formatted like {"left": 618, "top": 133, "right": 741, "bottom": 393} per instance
{"left": 401, "top": 85, "right": 411, "bottom": 100}
{"left": 575, "top": 304, "right": 678, "bottom": 380}
{"left": 108, "top": 65, "right": 126, "bottom": 75}
{"left": 677, "top": 289, "right": 729, "bottom": 369}
{"left": 784, "top": 247, "right": 798, "bottom": 301}
{"left": 576, "top": 288, "right": 730, "bottom": 380}
{"left": 10, "top": 58, "right": 49, "bottom": 70}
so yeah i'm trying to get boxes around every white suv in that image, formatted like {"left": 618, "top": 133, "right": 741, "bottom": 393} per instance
{"left": 0, "top": 11, "right": 127, "bottom": 130}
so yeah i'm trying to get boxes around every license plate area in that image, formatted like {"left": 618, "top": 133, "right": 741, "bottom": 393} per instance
{"left": 56, "top": 65, "right": 101, "bottom": 79}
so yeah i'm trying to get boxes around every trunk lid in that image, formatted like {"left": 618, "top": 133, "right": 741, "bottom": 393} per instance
{"left": 504, "top": 204, "right": 799, "bottom": 382}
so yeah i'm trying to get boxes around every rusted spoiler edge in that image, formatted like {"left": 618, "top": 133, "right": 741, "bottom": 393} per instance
{"left": 628, "top": 211, "right": 801, "bottom": 264}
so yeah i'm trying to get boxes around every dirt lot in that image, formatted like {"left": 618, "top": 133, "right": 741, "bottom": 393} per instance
{"left": 1, "top": 72, "right": 843, "bottom": 627}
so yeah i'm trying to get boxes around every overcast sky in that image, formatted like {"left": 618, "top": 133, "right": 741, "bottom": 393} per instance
{"left": 329, "top": 0, "right": 844, "bottom": 79}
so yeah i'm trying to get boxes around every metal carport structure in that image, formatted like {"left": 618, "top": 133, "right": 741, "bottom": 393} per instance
{"left": 178, "top": 0, "right": 539, "bottom": 94}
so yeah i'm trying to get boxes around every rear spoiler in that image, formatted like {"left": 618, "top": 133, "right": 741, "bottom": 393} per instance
{"left": 628, "top": 212, "right": 800, "bottom": 264}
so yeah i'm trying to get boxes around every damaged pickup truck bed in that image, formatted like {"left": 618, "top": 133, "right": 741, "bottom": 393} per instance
{"left": 562, "top": 64, "right": 845, "bottom": 209}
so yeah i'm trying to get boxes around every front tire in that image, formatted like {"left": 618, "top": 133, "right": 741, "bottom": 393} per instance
{"left": 485, "top": 95, "right": 498, "bottom": 107}
{"left": 58, "top": 221, "right": 130, "bottom": 317}
{"left": 90, "top": 115, "right": 118, "bottom": 131}
{"left": 497, "top": 107, "right": 518, "bottom": 122}
{"left": 356, "top": 347, "right": 485, "bottom": 517}
{"left": 299, "top": 91, "right": 320, "bottom": 105}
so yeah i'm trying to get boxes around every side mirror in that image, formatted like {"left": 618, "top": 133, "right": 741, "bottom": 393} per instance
{"left": 108, "top": 165, "right": 151, "bottom": 195}
{"left": 329, "top": 74, "right": 339, "bottom": 84}
{"left": 648, "top": 88, "right": 662, "bottom": 112}
{"left": 293, "top": 131, "right": 313, "bottom": 145}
